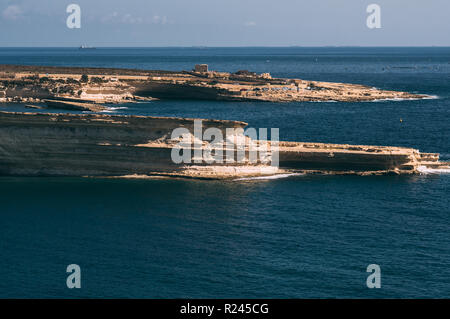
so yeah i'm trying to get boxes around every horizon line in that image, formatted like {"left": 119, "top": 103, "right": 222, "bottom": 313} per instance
{"left": 0, "top": 45, "right": 450, "bottom": 49}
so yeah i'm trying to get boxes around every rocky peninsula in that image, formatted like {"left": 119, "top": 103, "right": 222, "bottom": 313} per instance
{"left": 0, "top": 64, "right": 429, "bottom": 108}
{"left": 0, "top": 111, "right": 447, "bottom": 179}
{"left": 0, "top": 64, "right": 445, "bottom": 179}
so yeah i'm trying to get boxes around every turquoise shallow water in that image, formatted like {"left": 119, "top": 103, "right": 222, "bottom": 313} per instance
{"left": 0, "top": 47, "right": 449, "bottom": 298}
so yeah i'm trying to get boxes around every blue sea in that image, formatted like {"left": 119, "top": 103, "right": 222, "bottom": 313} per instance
{"left": 0, "top": 47, "right": 449, "bottom": 298}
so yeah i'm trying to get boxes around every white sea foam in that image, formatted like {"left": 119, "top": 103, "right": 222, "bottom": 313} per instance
{"left": 418, "top": 166, "right": 450, "bottom": 175}
{"left": 372, "top": 95, "right": 439, "bottom": 102}
{"left": 233, "top": 173, "right": 304, "bottom": 181}
{"left": 423, "top": 95, "right": 440, "bottom": 100}
{"left": 100, "top": 106, "right": 129, "bottom": 113}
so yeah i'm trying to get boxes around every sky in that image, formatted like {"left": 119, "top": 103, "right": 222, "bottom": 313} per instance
{"left": 0, "top": 0, "right": 449, "bottom": 47}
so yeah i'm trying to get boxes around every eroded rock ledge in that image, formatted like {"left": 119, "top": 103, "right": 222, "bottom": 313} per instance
{"left": 0, "top": 111, "right": 447, "bottom": 179}
{"left": 0, "top": 64, "right": 430, "bottom": 105}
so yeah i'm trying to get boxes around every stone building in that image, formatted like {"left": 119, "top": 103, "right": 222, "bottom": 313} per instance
{"left": 259, "top": 73, "right": 272, "bottom": 79}
{"left": 194, "top": 64, "right": 208, "bottom": 73}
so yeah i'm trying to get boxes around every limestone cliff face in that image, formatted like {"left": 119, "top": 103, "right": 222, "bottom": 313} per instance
{"left": 0, "top": 112, "right": 250, "bottom": 177}
{"left": 278, "top": 142, "right": 420, "bottom": 173}
{"left": 0, "top": 112, "right": 446, "bottom": 178}
{"left": 133, "top": 82, "right": 229, "bottom": 100}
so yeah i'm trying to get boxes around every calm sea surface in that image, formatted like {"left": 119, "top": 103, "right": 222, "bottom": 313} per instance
{"left": 0, "top": 47, "right": 449, "bottom": 298}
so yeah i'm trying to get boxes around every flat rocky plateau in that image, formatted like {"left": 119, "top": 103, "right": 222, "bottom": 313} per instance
{"left": 0, "top": 111, "right": 447, "bottom": 179}
{"left": 0, "top": 64, "right": 429, "bottom": 105}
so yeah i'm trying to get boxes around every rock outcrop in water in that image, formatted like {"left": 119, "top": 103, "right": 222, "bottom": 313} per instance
{"left": 0, "top": 64, "right": 429, "bottom": 105}
{"left": 0, "top": 111, "right": 447, "bottom": 179}
{"left": 0, "top": 65, "right": 444, "bottom": 178}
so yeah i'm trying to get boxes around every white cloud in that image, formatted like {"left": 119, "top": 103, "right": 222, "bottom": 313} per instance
{"left": 151, "top": 15, "right": 168, "bottom": 25}
{"left": 101, "top": 11, "right": 118, "bottom": 23}
{"left": 2, "top": 5, "right": 23, "bottom": 21}
{"left": 244, "top": 21, "right": 256, "bottom": 27}
{"left": 101, "top": 12, "right": 169, "bottom": 25}
{"left": 122, "top": 13, "right": 137, "bottom": 24}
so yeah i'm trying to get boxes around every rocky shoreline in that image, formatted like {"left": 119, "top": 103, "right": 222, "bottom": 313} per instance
{"left": 0, "top": 111, "right": 447, "bottom": 179}
{"left": 0, "top": 64, "right": 430, "bottom": 106}
{"left": 0, "top": 64, "right": 444, "bottom": 179}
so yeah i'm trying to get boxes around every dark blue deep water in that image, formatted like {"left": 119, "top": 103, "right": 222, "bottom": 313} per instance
{"left": 0, "top": 47, "right": 449, "bottom": 298}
